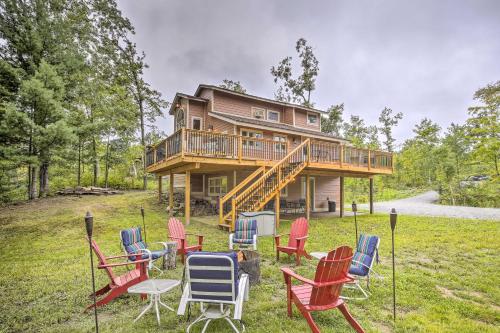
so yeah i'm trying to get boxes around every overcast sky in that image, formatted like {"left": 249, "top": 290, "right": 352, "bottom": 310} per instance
{"left": 117, "top": 0, "right": 500, "bottom": 146}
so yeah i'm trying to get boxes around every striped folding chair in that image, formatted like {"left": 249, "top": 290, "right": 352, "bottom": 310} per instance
{"left": 229, "top": 219, "right": 258, "bottom": 250}
{"left": 343, "top": 234, "right": 381, "bottom": 300}
{"left": 120, "top": 227, "right": 169, "bottom": 274}
{"left": 178, "top": 252, "right": 249, "bottom": 333}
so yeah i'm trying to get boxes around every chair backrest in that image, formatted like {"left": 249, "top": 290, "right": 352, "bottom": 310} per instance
{"left": 89, "top": 238, "right": 116, "bottom": 282}
{"left": 186, "top": 252, "right": 239, "bottom": 302}
{"left": 234, "top": 219, "right": 257, "bottom": 242}
{"left": 350, "top": 234, "right": 380, "bottom": 276}
{"left": 288, "top": 217, "right": 308, "bottom": 249}
{"left": 120, "top": 227, "right": 147, "bottom": 256}
{"left": 168, "top": 217, "right": 187, "bottom": 248}
{"left": 310, "top": 246, "right": 353, "bottom": 307}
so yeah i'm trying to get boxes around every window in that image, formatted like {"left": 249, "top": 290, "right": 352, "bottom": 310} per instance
{"left": 192, "top": 117, "right": 202, "bottom": 130}
{"left": 273, "top": 134, "right": 287, "bottom": 153}
{"left": 208, "top": 176, "right": 227, "bottom": 196}
{"left": 175, "top": 108, "right": 185, "bottom": 130}
{"left": 252, "top": 107, "right": 265, "bottom": 119}
{"left": 241, "top": 129, "right": 263, "bottom": 148}
{"left": 267, "top": 110, "right": 280, "bottom": 122}
{"left": 307, "top": 112, "right": 318, "bottom": 125}
{"left": 280, "top": 185, "right": 288, "bottom": 197}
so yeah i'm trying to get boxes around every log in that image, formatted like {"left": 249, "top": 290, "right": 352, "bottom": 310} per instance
{"left": 56, "top": 186, "right": 124, "bottom": 196}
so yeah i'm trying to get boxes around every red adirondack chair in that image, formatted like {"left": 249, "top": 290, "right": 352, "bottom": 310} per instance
{"left": 167, "top": 217, "right": 204, "bottom": 262}
{"left": 275, "top": 217, "right": 312, "bottom": 265}
{"left": 85, "top": 239, "right": 149, "bottom": 310}
{"left": 281, "top": 246, "right": 365, "bottom": 333}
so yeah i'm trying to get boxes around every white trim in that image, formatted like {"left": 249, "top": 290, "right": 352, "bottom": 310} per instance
{"left": 186, "top": 99, "right": 190, "bottom": 128}
{"left": 209, "top": 112, "right": 346, "bottom": 143}
{"left": 267, "top": 109, "right": 280, "bottom": 122}
{"left": 191, "top": 116, "right": 202, "bottom": 130}
{"left": 251, "top": 107, "right": 266, "bottom": 120}
{"left": 240, "top": 128, "right": 263, "bottom": 138}
{"left": 307, "top": 111, "right": 319, "bottom": 126}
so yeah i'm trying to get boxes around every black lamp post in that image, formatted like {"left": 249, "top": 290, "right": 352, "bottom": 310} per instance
{"left": 141, "top": 206, "right": 147, "bottom": 243}
{"left": 85, "top": 211, "right": 99, "bottom": 333}
{"left": 352, "top": 201, "right": 358, "bottom": 246}
{"left": 390, "top": 208, "right": 397, "bottom": 322}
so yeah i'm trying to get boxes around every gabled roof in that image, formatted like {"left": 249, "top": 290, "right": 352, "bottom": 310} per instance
{"left": 168, "top": 93, "right": 208, "bottom": 115}
{"left": 209, "top": 112, "right": 347, "bottom": 143}
{"left": 195, "top": 84, "right": 328, "bottom": 114}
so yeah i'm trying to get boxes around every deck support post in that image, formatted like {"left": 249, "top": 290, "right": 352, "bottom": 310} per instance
{"left": 275, "top": 191, "right": 280, "bottom": 229}
{"left": 369, "top": 177, "right": 374, "bottom": 214}
{"left": 306, "top": 174, "right": 311, "bottom": 221}
{"left": 339, "top": 176, "right": 344, "bottom": 218}
{"left": 158, "top": 176, "right": 162, "bottom": 202}
{"left": 169, "top": 172, "right": 174, "bottom": 217}
{"left": 185, "top": 170, "right": 191, "bottom": 225}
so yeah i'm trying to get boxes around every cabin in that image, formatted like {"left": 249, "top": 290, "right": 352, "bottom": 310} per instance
{"left": 146, "top": 84, "right": 393, "bottom": 230}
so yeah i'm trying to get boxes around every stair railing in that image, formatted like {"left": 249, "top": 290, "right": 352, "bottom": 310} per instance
{"left": 229, "top": 139, "right": 310, "bottom": 229}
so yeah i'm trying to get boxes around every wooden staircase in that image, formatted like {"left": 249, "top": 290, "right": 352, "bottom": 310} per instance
{"left": 219, "top": 139, "right": 310, "bottom": 231}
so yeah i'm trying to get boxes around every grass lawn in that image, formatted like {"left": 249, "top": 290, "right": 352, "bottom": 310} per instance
{"left": 0, "top": 191, "right": 499, "bottom": 333}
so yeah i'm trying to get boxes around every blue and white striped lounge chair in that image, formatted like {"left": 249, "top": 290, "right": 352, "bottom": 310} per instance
{"left": 229, "top": 219, "right": 258, "bottom": 250}
{"left": 178, "top": 251, "right": 249, "bottom": 333}
{"left": 344, "top": 234, "right": 381, "bottom": 300}
{"left": 120, "top": 227, "right": 169, "bottom": 274}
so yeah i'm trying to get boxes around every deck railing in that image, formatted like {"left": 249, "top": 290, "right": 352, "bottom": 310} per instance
{"left": 145, "top": 128, "right": 393, "bottom": 171}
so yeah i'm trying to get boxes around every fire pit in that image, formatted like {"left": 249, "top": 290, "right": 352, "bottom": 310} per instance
{"left": 237, "top": 250, "right": 260, "bottom": 286}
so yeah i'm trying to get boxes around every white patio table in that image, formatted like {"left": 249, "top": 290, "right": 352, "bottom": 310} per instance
{"left": 128, "top": 279, "right": 180, "bottom": 325}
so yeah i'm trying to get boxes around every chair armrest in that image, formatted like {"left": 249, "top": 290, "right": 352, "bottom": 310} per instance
{"left": 295, "top": 235, "right": 308, "bottom": 240}
{"left": 280, "top": 267, "right": 316, "bottom": 286}
{"left": 151, "top": 241, "right": 169, "bottom": 249}
{"left": 351, "top": 260, "right": 383, "bottom": 279}
{"left": 274, "top": 233, "right": 289, "bottom": 246}
{"left": 98, "top": 258, "right": 150, "bottom": 268}
{"left": 106, "top": 253, "right": 146, "bottom": 260}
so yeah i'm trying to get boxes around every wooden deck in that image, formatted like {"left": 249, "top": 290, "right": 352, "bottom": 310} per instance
{"left": 145, "top": 128, "right": 393, "bottom": 176}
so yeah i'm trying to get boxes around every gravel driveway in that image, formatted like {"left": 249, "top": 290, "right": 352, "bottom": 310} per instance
{"left": 358, "top": 191, "right": 500, "bottom": 220}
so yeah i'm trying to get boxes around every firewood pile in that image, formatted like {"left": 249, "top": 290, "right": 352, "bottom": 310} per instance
{"left": 57, "top": 187, "right": 124, "bottom": 196}
{"left": 164, "top": 190, "right": 217, "bottom": 216}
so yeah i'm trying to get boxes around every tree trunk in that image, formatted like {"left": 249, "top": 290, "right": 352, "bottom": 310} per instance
{"left": 29, "top": 165, "right": 37, "bottom": 200}
{"left": 104, "top": 135, "right": 110, "bottom": 188}
{"left": 92, "top": 136, "right": 98, "bottom": 186}
{"left": 77, "top": 138, "right": 81, "bottom": 187}
{"left": 39, "top": 161, "right": 49, "bottom": 198}
{"left": 139, "top": 99, "right": 147, "bottom": 190}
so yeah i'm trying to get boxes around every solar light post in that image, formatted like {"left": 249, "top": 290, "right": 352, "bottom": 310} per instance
{"left": 141, "top": 206, "right": 147, "bottom": 243}
{"left": 390, "top": 208, "right": 397, "bottom": 322}
{"left": 352, "top": 201, "right": 358, "bottom": 245}
{"left": 85, "top": 212, "right": 99, "bottom": 333}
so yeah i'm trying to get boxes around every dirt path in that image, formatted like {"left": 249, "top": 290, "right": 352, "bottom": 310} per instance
{"left": 359, "top": 191, "right": 500, "bottom": 220}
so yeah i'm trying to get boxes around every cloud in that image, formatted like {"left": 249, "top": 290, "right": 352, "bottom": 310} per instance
{"left": 118, "top": 0, "right": 500, "bottom": 142}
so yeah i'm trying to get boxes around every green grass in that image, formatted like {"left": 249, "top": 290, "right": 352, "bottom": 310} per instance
{"left": 0, "top": 191, "right": 499, "bottom": 333}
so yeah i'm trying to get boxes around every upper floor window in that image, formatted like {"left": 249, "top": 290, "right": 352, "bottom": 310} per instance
{"left": 267, "top": 110, "right": 280, "bottom": 122}
{"left": 273, "top": 134, "right": 287, "bottom": 153}
{"left": 175, "top": 107, "right": 185, "bottom": 130}
{"left": 192, "top": 117, "right": 202, "bottom": 130}
{"left": 241, "top": 129, "right": 263, "bottom": 148}
{"left": 307, "top": 112, "right": 318, "bottom": 125}
{"left": 251, "top": 107, "right": 266, "bottom": 120}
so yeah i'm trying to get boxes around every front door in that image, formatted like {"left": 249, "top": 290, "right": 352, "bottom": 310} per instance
{"left": 301, "top": 177, "right": 315, "bottom": 211}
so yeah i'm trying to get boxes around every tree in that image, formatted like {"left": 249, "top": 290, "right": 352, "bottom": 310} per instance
{"left": 343, "top": 115, "right": 368, "bottom": 147}
{"left": 219, "top": 79, "right": 246, "bottom": 94}
{"left": 118, "top": 39, "right": 168, "bottom": 190}
{"left": 442, "top": 123, "right": 469, "bottom": 177}
{"left": 271, "top": 38, "right": 319, "bottom": 107}
{"left": 413, "top": 118, "right": 441, "bottom": 145}
{"left": 19, "top": 61, "right": 74, "bottom": 197}
{"left": 321, "top": 103, "right": 344, "bottom": 137}
{"left": 378, "top": 107, "right": 403, "bottom": 152}
{"left": 466, "top": 81, "right": 500, "bottom": 175}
